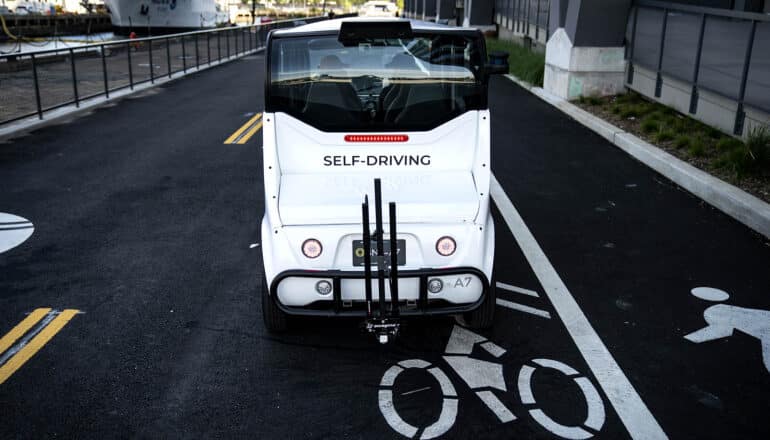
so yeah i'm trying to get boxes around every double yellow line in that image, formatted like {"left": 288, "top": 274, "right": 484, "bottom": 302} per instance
{"left": 224, "top": 112, "right": 263, "bottom": 144}
{"left": 0, "top": 308, "right": 79, "bottom": 385}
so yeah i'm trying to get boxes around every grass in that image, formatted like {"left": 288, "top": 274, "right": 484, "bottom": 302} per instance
{"left": 577, "top": 90, "right": 770, "bottom": 179}
{"left": 674, "top": 135, "right": 690, "bottom": 149}
{"left": 485, "top": 37, "right": 545, "bottom": 86}
{"left": 655, "top": 129, "right": 675, "bottom": 143}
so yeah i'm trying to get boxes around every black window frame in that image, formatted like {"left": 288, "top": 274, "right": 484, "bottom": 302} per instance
{"left": 263, "top": 27, "right": 492, "bottom": 132}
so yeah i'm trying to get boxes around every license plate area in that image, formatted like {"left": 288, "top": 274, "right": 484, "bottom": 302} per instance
{"left": 352, "top": 239, "right": 406, "bottom": 266}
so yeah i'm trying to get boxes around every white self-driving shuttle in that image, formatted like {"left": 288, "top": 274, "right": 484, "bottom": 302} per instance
{"left": 260, "top": 18, "right": 507, "bottom": 340}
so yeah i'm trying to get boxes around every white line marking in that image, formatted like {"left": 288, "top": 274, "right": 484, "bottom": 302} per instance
{"left": 480, "top": 341, "right": 507, "bottom": 358}
{"left": 491, "top": 174, "right": 667, "bottom": 439}
{"left": 475, "top": 390, "right": 516, "bottom": 423}
{"left": 401, "top": 386, "right": 431, "bottom": 396}
{"left": 496, "top": 282, "right": 540, "bottom": 297}
{"left": 249, "top": 243, "right": 260, "bottom": 249}
{"left": 0, "top": 213, "right": 34, "bottom": 254}
{"left": 496, "top": 298, "right": 552, "bottom": 319}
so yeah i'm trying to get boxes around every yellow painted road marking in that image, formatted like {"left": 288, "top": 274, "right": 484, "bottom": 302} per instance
{"left": 224, "top": 112, "right": 262, "bottom": 144}
{"left": 0, "top": 308, "right": 51, "bottom": 355}
{"left": 0, "top": 309, "right": 79, "bottom": 386}
{"left": 236, "top": 120, "right": 263, "bottom": 144}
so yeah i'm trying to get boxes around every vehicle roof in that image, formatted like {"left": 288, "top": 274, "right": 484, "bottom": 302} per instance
{"left": 271, "top": 17, "right": 478, "bottom": 37}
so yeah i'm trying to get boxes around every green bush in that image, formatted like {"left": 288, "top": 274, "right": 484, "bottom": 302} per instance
{"left": 673, "top": 135, "right": 690, "bottom": 149}
{"left": 716, "top": 137, "right": 743, "bottom": 151}
{"left": 688, "top": 136, "right": 706, "bottom": 157}
{"left": 620, "top": 107, "right": 639, "bottom": 119}
{"left": 707, "top": 127, "right": 722, "bottom": 139}
{"left": 640, "top": 118, "right": 659, "bottom": 134}
{"left": 586, "top": 96, "right": 602, "bottom": 106}
{"left": 655, "top": 129, "right": 676, "bottom": 143}
{"left": 485, "top": 38, "right": 545, "bottom": 86}
{"left": 746, "top": 125, "right": 770, "bottom": 168}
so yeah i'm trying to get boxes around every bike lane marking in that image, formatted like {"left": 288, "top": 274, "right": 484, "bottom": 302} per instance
{"left": 490, "top": 174, "right": 667, "bottom": 440}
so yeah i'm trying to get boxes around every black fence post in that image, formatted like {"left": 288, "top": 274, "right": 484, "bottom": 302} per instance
{"left": 514, "top": 0, "right": 518, "bottom": 33}
{"left": 101, "top": 44, "right": 109, "bottom": 98}
{"left": 31, "top": 54, "right": 43, "bottom": 120}
{"left": 195, "top": 33, "right": 200, "bottom": 69}
{"left": 182, "top": 36, "right": 187, "bottom": 73}
{"left": 654, "top": 9, "right": 668, "bottom": 97}
{"left": 627, "top": 6, "right": 638, "bottom": 84}
{"left": 535, "top": 0, "right": 540, "bottom": 41}
{"left": 526, "top": 0, "right": 531, "bottom": 37}
{"left": 127, "top": 41, "right": 134, "bottom": 90}
{"left": 234, "top": 28, "right": 239, "bottom": 54}
{"left": 166, "top": 37, "right": 172, "bottom": 78}
{"left": 734, "top": 19, "right": 757, "bottom": 136}
{"left": 545, "top": 0, "right": 550, "bottom": 41}
{"left": 149, "top": 39, "right": 155, "bottom": 84}
{"left": 226, "top": 29, "right": 230, "bottom": 58}
{"left": 689, "top": 13, "right": 707, "bottom": 114}
{"left": 69, "top": 48, "right": 79, "bottom": 108}
{"left": 208, "top": 33, "right": 212, "bottom": 65}
{"left": 217, "top": 31, "right": 222, "bottom": 62}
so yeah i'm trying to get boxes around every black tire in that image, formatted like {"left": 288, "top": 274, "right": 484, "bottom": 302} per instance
{"left": 457, "top": 280, "right": 496, "bottom": 329}
{"left": 262, "top": 276, "right": 289, "bottom": 333}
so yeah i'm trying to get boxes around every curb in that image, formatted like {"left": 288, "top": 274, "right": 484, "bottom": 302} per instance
{"left": 503, "top": 74, "right": 770, "bottom": 240}
{"left": 0, "top": 48, "right": 264, "bottom": 141}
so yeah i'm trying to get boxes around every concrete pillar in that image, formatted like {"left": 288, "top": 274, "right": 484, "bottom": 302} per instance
{"left": 462, "top": 0, "right": 494, "bottom": 29}
{"left": 436, "top": 0, "right": 455, "bottom": 21}
{"left": 543, "top": 0, "right": 631, "bottom": 100}
{"left": 423, "top": 0, "right": 437, "bottom": 20}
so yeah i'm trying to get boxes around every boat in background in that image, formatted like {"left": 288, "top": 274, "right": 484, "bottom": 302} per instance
{"left": 104, "top": 0, "right": 229, "bottom": 35}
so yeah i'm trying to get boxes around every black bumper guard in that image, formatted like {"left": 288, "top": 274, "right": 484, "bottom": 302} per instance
{"left": 269, "top": 178, "right": 489, "bottom": 342}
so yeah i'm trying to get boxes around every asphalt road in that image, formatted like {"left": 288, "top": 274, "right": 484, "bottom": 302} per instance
{"left": 1, "top": 54, "right": 769, "bottom": 439}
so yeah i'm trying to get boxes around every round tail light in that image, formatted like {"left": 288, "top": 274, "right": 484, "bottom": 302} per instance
{"left": 435, "top": 236, "right": 456, "bottom": 256}
{"left": 302, "top": 239, "right": 323, "bottom": 259}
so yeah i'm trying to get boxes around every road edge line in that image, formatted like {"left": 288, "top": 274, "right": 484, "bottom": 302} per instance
{"left": 503, "top": 74, "right": 770, "bottom": 240}
{"left": 490, "top": 174, "right": 667, "bottom": 440}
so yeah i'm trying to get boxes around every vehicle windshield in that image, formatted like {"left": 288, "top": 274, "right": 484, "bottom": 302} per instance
{"left": 267, "top": 33, "right": 486, "bottom": 132}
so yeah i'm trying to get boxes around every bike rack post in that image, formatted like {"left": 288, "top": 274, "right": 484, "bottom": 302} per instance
{"left": 363, "top": 178, "right": 401, "bottom": 343}
{"left": 362, "top": 196, "right": 373, "bottom": 318}
{"left": 389, "top": 202, "right": 400, "bottom": 317}
{"left": 374, "top": 178, "right": 386, "bottom": 318}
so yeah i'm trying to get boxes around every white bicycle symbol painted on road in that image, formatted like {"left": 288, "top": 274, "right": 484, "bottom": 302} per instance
{"left": 379, "top": 326, "right": 606, "bottom": 440}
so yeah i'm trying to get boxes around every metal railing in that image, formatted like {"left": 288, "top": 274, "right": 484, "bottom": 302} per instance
{"left": 495, "top": 0, "right": 551, "bottom": 45}
{"left": 626, "top": 0, "right": 769, "bottom": 135}
{"left": 0, "top": 16, "right": 342, "bottom": 127}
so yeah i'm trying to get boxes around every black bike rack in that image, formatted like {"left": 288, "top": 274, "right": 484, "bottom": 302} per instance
{"left": 363, "top": 178, "right": 402, "bottom": 343}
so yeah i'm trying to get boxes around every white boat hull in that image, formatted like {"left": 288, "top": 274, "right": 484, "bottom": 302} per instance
{"left": 104, "top": 0, "right": 229, "bottom": 34}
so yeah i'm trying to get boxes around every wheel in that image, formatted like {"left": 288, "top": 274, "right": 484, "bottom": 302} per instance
{"left": 261, "top": 275, "right": 289, "bottom": 333}
{"left": 457, "top": 279, "right": 496, "bottom": 329}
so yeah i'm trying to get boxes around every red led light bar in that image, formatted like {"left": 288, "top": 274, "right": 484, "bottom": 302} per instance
{"left": 344, "top": 134, "right": 409, "bottom": 143}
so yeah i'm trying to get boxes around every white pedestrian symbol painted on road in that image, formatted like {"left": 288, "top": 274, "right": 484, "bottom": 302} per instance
{"left": 379, "top": 325, "right": 606, "bottom": 439}
{"left": 0, "top": 213, "right": 34, "bottom": 254}
{"left": 685, "top": 287, "right": 770, "bottom": 373}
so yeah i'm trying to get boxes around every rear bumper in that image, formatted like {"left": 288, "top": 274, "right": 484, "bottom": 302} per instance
{"left": 269, "top": 266, "right": 490, "bottom": 317}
